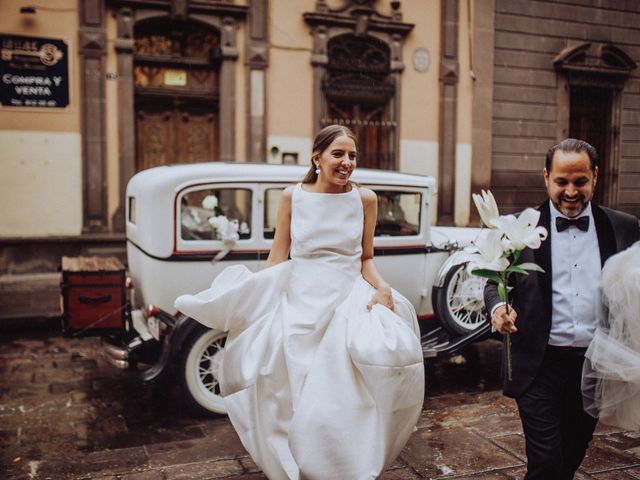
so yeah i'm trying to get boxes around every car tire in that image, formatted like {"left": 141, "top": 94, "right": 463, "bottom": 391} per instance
{"left": 433, "top": 261, "right": 487, "bottom": 336}
{"left": 177, "top": 324, "right": 228, "bottom": 416}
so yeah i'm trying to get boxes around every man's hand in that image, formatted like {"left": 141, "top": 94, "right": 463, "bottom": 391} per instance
{"left": 491, "top": 304, "right": 518, "bottom": 334}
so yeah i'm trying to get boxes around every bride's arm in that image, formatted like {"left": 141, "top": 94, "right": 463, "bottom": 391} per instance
{"left": 264, "top": 186, "right": 293, "bottom": 268}
{"left": 359, "top": 188, "right": 394, "bottom": 311}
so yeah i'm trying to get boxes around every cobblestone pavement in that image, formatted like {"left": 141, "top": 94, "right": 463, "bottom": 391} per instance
{"left": 1, "top": 331, "right": 640, "bottom": 479}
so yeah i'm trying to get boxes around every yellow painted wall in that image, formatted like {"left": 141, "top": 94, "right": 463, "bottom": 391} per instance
{"left": 105, "top": 11, "right": 119, "bottom": 231}
{"left": 457, "top": 0, "right": 472, "bottom": 146}
{"left": 268, "top": 0, "right": 314, "bottom": 139}
{"left": 0, "top": 0, "right": 82, "bottom": 236}
{"left": 400, "top": 0, "right": 440, "bottom": 143}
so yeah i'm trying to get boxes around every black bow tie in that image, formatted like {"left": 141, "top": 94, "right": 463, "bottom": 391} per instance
{"left": 556, "top": 216, "right": 589, "bottom": 232}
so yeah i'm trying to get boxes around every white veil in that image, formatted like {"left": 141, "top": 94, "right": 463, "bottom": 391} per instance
{"left": 582, "top": 241, "right": 640, "bottom": 430}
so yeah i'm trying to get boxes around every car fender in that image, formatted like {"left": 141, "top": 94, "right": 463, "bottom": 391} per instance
{"left": 142, "top": 314, "right": 205, "bottom": 383}
{"left": 433, "top": 250, "right": 471, "bottom": 289}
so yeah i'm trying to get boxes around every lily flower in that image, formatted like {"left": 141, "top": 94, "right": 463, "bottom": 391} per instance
{"left": 491, "top": 208, "right": 548, "bottom": 251}
{"left": 472, "top": 190, "right": 500, "bottom": 228}
{"left": 459, "top": 229, "right": 510, "bottom": 272}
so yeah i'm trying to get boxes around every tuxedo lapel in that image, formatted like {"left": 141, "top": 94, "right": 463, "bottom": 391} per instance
{"left": 534, "top": 200, "right": 552, "bottom": 320}
{"left": 592, "top": 204, "right": 617, "bottom": 267}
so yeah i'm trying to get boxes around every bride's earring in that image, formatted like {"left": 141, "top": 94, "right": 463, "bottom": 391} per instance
{"left": 315, "top": 164, "right": 320, "bottom": 174}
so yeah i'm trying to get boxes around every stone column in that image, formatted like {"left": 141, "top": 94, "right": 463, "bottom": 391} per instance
{"left": 310, "top": 25, "right": 328, "bottom": 135}
{"left": 470, "top": 0, "right": 495, "bottom": 225}
{"left": 246, "top": 0, "right": 269, "bottom": 162}
{"left": 437, "top": 0, "right": 459, "bottom": 225}
{"left": 79, "top": 0, "right": 108, "bottom": 232}
{"left": 112, "top": 7, "right": 135, "bottom": 232}
{"left": 219, "top": 16, "right": 239, "bottom": 162}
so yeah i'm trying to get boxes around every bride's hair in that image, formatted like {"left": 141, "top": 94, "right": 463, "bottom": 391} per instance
{"left": 302, "top": 124, "right": 357, "bottom": 184}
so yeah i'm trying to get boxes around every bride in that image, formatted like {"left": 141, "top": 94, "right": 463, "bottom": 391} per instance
{"left": 582, "top": 241, "right": 640, "bottom": 431}
{"left": 175, "top": 125, "right": 425, "bottom": 479}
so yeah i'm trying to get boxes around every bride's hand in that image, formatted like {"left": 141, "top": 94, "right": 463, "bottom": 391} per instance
{"left": 367, "top": 285, "right": 395, "bottom": 311}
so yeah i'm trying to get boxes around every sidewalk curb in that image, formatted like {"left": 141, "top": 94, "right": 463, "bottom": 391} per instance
{"left": 0, "top": 313, "right": 61, "bottom": 332}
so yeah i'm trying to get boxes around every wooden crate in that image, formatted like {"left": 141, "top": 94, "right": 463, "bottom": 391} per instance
{"left": 60, "top": 256, "right": 129, "bottom": 336}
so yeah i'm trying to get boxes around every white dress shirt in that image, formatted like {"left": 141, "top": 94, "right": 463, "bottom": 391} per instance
{"left": 548, "top": 202, "right": 601, "bottom": 347}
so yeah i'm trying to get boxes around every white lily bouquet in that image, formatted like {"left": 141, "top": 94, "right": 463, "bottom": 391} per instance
{"left": 461, "top": 191, "right": 548, "bottom": 380}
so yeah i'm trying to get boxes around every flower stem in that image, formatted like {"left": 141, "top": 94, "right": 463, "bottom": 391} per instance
{"left": 505, "top": 331, "right": 513, "bottom": 381}
{"left": 503, "top": 277, "right": 513, "bottom": 382}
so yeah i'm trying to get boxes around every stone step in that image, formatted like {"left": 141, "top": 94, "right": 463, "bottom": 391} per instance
{"left": 0, "top": 272, "right": 62, "bottom": 330}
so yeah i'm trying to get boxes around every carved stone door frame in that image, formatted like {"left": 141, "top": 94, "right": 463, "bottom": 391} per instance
{"left": 304, "top": 0, "right": 413, "bottom": 171}
{"left": 108, "top": 0, "right": 247, "bottom": 231}
{"left": 554, "top": 42, "right": 637, "bottom": 209}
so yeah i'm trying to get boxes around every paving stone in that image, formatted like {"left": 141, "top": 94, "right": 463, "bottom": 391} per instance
{"left": 2, "top": 460, "right": 30, "bottom": 480}
{"left": 163, "top": 458, "right": 243, "bottom": 479}
{"left": 378, "top": 467, "right": 422, "bottom": 479}
{"left": 228, "top": 474, "right": 268, "bottom": 480}
{"left": 488, "top": 433, "right": 526, "bottom": 463}
{"left": 402, "top": 426, "right": 522, "bottom": 478}
{"left": 593, "top": 470, "right": 640, "bottom": 479}
{"left": 200, "top": 421, "right": 248, "bottom": 458}
{"left": 594, "top": 421, "right": 627, "bottom": 436}
{"left": 450, "top": 467, "right": 526, "bottom": 479}
{"left": 120, "top": 470, "right": 165, "bottom": 480}
{"left": 146, "top": 436, "right": 237, "bottom": 468}
{"left": 598, "top": 431, "right": 640, "bottom": 453}
{"left": 1, "top": 332, "right": 635, "bottom": 478}
{"left": 104, "top": 425, "right": 207, "bottom": 451}
{"left": 582, "top": 434, "right": 640, "bottom": 474}
{"left": 36, "top": 446, "right": 149, "bottom": 478}
{"left": 238, "top": 455, "right": 261, "bottom": 473}
{"left": 463, "top": 408, "right": 522, "bottom": 439}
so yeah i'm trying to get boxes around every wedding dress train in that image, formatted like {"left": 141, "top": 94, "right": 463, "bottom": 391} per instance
{"left": 582, "top": 242, "right": 640, "bottom": 430}
{"left": 175, "top": 184, "right": 425, "bottom": 479}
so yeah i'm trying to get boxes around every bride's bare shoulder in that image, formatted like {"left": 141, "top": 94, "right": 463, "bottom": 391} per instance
{"left": 357, "top": 186, "right": 377, "bottom": 206}
{"left": 281, "top": 185, "right": 295, "bottom": 199}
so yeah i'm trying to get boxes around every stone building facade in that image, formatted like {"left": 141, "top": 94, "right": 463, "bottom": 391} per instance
{"left": 485, "top": 0, "right": 640, "bottom": 216}
{"left": 1, "top": 0, "right": 639, "bottom": 280}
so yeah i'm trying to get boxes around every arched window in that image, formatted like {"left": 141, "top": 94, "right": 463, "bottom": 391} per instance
{"left": 305, "top": 0, "right": 413, "bottom": 171}
{"left": 323, "top": 34, "right": 395, "bottom": 170}
{"left": 134, "top": 18, "right": 221, "bottom": 170}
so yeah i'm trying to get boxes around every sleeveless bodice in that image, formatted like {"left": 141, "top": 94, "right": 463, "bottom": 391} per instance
{"left": 290, "top": 183, "right": 363, "bottom": 275}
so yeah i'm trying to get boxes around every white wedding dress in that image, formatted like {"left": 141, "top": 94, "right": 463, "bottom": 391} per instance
{"left": 582, "top": 241, "right": 640, "bottom": 431}
{"left": 175, "top": 183, "right": 425, "bottom": 479}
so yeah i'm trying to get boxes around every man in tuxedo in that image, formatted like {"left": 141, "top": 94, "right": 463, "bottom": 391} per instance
{"left": 485, "top": 138, "right": 640, "bottom": 480}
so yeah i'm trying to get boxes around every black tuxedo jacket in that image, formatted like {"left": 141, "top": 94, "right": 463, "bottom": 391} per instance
{"left": 484, "top": 200, "right": 640, "bottom": 398}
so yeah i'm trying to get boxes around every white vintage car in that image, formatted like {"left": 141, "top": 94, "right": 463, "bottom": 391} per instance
{"left": 104, "top": 163, "right": 488, "bottom": 415}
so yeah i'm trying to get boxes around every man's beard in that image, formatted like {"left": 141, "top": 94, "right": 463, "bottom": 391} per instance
{"left": 554, "top": 194, "right": 589, "bottom": 218}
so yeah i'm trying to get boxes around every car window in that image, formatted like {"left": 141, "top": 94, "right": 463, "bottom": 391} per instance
{"left": 180, "top": 188, "right": 252, "bottom": 241}
{"left": 375, "top": 190, "right": 421, "bottom": 237}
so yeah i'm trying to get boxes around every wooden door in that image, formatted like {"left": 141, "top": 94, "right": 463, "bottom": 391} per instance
{"left": 325, "top": 102, "right": 394, "bottom": 170}
{"left": 136, "top": 98, "right": 217, "bottom": 171}
{"left": 569, "top": 86, "right": 613, "bottom": 206}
